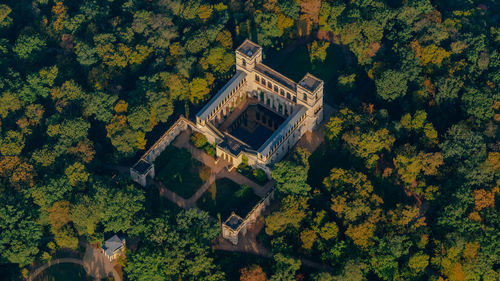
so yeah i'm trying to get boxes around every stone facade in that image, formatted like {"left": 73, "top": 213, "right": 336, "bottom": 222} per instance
{"left": 196, "top": 39, "right": 324, "bottom": 172}
{"left": 129, "top": 40, "right": 323, "bottom": 244}
{"left": 221, "top": 188, "right": 275, "bottom": 245}
{"left": 130, "top": 117, "right": 198, "bottom": 187}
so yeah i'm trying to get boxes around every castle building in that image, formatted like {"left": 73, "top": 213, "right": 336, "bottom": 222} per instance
{"left": 130, "top": 39, "right": 324, "bottom": 187}
{"left": 195, "top": 39, "right": 324, "bottom": 170}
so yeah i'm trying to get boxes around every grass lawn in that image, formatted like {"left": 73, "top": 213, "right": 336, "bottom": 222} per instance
{"left": 35, "top": 263, "right": 91, "bottom": 281}
{"left": 154, "top": 146, "right": 211, "bottom": 199}
{"left": 197, "top": 178, "right": 261, "bottom": 220}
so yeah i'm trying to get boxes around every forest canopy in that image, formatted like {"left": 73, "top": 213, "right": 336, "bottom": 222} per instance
{"left": 0, "top": 0, "right": 499, "bottom": 280}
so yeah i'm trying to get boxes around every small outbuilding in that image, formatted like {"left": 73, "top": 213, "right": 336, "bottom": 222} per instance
{"left": 102, "top": 235, "right": 126, "bottom": 261}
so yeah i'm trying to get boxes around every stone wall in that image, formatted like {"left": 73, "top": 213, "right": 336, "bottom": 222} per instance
{"left": 222, "top": 187, "right": 275, "bottom": 244}
{"left": 130, "top": 117, "right": 197, "bottom": 186}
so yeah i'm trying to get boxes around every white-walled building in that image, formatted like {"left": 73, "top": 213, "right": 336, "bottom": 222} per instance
{"left": 195, "top": 39, "right": 324, "bottom": 170}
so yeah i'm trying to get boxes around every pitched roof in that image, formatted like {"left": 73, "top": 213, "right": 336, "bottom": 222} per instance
{"left": 103, "top": 235, "right": 125, "bottom": 256}
{"left": 196, "top": 70, "right": 247, "bottom": 121}
{"left": 258, "top": 105, "right": 307, "bottom": 157}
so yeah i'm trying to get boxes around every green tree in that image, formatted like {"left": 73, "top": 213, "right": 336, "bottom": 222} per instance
{"left": 125, "top": 209, "right": 224, "bottom": 281}
{"left": 375, "top": 70, "right": 408, "bottom": 101}
{"left": 0, "top": 130, "right": 24, "bottom": 156}
{"left": 0, "top": 191, "right": 42, "bottom": 265}
{"left": 12, "top": 34, "right": 46, "bottom": 59}
{"left": 269, "top": 254, "right": 301, "bottom": 281}
{"left": 272, "top": 160, "right": 311, "bottom": 195}
{"left": 308, "top": 41, "right": 330, "bottom": 63}
{"left": 265, "top": 195, "right": 309, "bottom": 235}
{"left": 342, "top": 128, "right": 396, "bottom": 168}
{"left": 65, "top": 162, "right": 89, "bottom": 186}
{"left": 189, "top": 77, "right": 210, "bottom": 104}
{"left": 324, "top": 168, "right": 383, "bottom": 248}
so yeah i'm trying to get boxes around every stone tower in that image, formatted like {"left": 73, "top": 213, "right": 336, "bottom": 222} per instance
{"left": 235, "top": 39, "right": 263, "bottom": 73}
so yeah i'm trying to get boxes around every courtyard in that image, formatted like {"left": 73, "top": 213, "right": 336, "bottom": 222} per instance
{"left": 153, "top": 145, "right": 212, "bottom": 199}
{"left": 197, "top": 178, "right": 261, "bottom": 221}
{"left": 225, "top": 103, "right": 285, "bottom": 150}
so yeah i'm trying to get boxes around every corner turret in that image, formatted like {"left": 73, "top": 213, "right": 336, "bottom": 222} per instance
{"left": 235, "top": 39, "right": 262, "bottom": 72}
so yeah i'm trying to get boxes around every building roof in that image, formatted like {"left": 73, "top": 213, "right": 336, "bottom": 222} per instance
{"left": 258, "top": 105, "right": 307, "bottom": 157}
{"left": 103, "top": 235, "right": 125, "bottom": 256}
{"left": 132, "top": 159, "right": 152, "bottom": 175}
{"left": 224, "top": 213, "right": 244, "bottom": 230}
{"left": 236, "top": 39, "right": 262, "bottom": 57}
{"left": 219, "top": 133, "right": 248, "bottom": 156}
{"left": 255, "top": 63, "right": 297, "bottom": 92}
{"left": 298, "top": 73, "right": 323, "bottom": 92}
{"left": 196, "top": 70, "right": 247, "bottom": 121}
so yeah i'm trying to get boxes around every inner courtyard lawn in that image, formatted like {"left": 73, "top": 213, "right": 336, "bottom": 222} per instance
{"left": 153, "top": 146, "right": 211, "bottom": 199}
{"left": 197, "top": 178, "right": 261, "bottom": 221}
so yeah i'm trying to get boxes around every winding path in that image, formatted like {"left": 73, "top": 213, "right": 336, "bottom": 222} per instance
{"left": 29, "top": 244, "right": 122, "bottom": 281}
{"left": 28, "top": 258, "right": 85, "bottom": 281}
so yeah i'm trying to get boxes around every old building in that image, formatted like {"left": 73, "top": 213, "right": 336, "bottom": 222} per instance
{"left": 195, "top": 39, "right": 324, "bottom": 171}
{"left": 102, "top": 235, "right": 126, "bottom": 261}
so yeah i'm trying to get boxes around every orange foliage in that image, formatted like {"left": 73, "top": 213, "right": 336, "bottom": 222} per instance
{"left": 51, "top": 2, "right": 68, "bottom": 32}
{"left": 424, "top": 77, "right": 436, "bottom": 95}
{"left": 487, "top": 152, "right": 500, "bottom": 171}
{"left": 60, "top": 34, "right": 74, "bottom": 53}
{"left": 240, "top": 265, "right": 267, "bottom": 281}
{"left": 0, "top": 156, "right": 21, "bottom": 176}
{"left": 114, "top": 100, "right": 128, "bottom": 113}
{"left": 365, "top": 42, "right": 381, "bottom": 58}
{"left": 472, "top": 188, "right": 497, "bottom": 211}
{"left": 449, "top": 263, "right": 466, "bottom": 281}
{"left": 468, "top": 211, "right": 481, "bottom": 222}
{"left": 0, "top": 156, "right": 35, "bottom": 188}
{"left": 298, "top": 0, "right": 321, "bottom": 35}
{"left": 11, "top": 162, "right": 35, "bottom": 188}
{"left": 48, "top": 201, "right": 71, "bottom": 230}
{"left": 67, "top": 140, "right": 95, "bottom": 163}
{"left": 382, "top": 167, "right": 393, "bottom": 178}
{"left": 299, "top": 0, "right": 321, "bottom": 24}
{"left": 463, "top": 242, "right": 480, "bottom": 261}
{"left": 410, "top": 40, "right": 422, "bottom": 60}
{"left": 345, "top": 221, "right": 376, "bottom": 248}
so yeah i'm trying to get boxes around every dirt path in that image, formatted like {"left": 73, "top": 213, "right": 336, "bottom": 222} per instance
{"left": 28, "top": 258, "right": 85, "bottom": 281}
{"left": 29, "top": 244, "right": 121, "bottom": 281}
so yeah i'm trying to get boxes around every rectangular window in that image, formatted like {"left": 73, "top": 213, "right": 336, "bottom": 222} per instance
{"left": 286, "top": 92, "right": 291, "bottom": 99}
{"left": 273, "top": 85, "right": 278, "bottom": 92}
{"left": 261, "top": 78, "right": 266, "bottom": 85}
{"left": 255, "top": 74, "right": 259, "bottom": 83}
{"left": 293, "top": 96, "right": 297, "bottom": 102}
{"left": 303, "top": 94, "right": 307, "bottom": 101}
{"left": 267, "top": 82, "right": 272, "bottom": 89}
{"left": 266, "top": 98, "right": 270, "bottom": 106}
{"left": 280, "top": 89, "right": 284, "bottom": 96}
{"left": 260, "top": 92, "right": 264, "bottom": 102}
